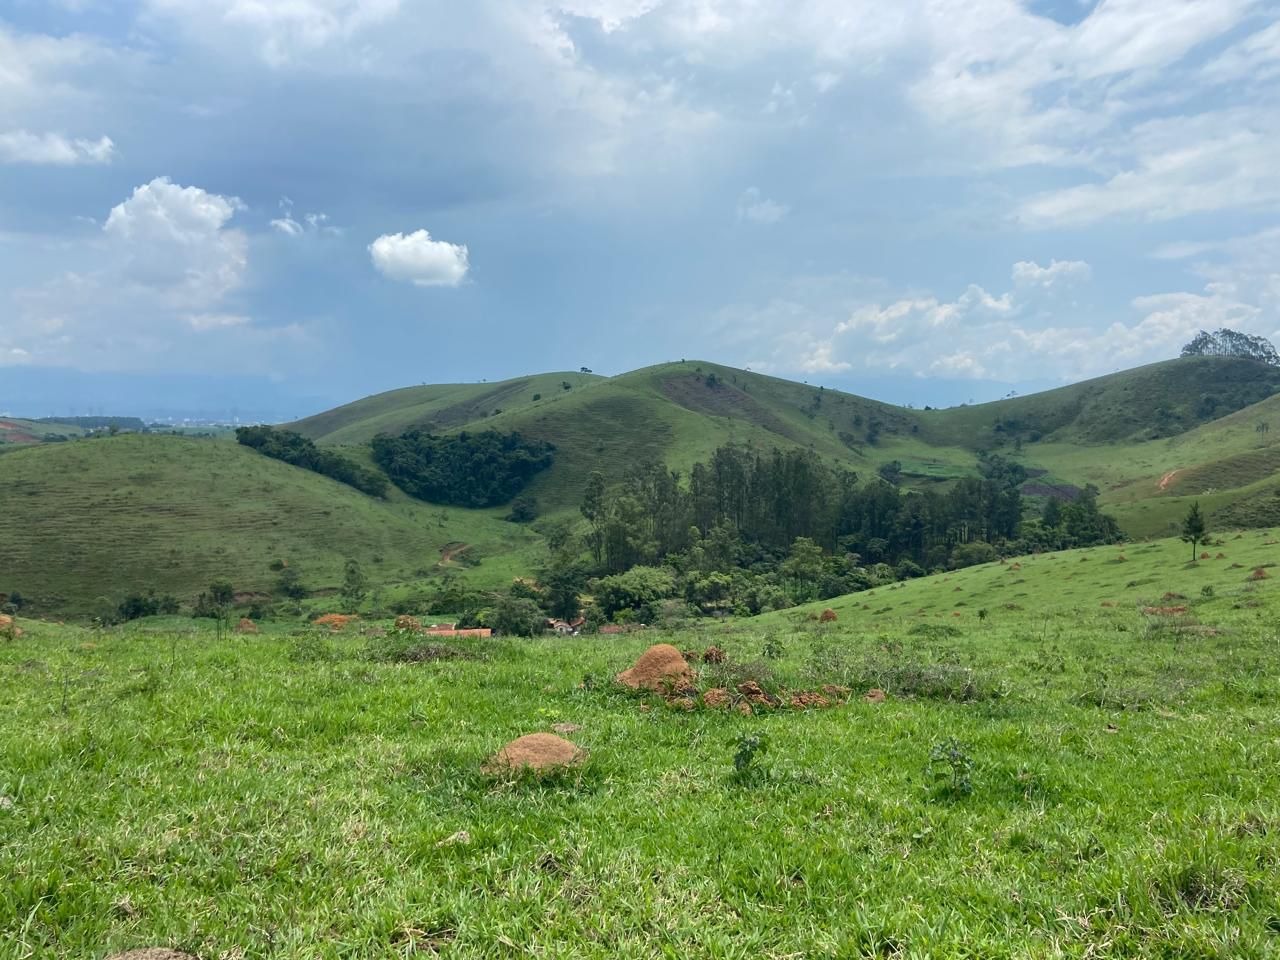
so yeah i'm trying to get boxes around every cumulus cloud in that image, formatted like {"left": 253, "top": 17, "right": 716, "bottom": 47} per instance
{"left": 0, "top": 178, "right": 271, "bottom": 370}
{"left": 369, "top": 230, "right": 470, "bottom": 288}
{"left": 104, "top": 177, "right": 248, "bottom": 306}
{"left": 737, "top": 187, "right": 790, "bottom": 224}
{"left": 0, "top": 131, "right": 115, "bottom": 165}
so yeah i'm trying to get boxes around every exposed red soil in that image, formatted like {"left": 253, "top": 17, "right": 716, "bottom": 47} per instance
{"left": 234, "top": 618, "right": 258, "bottom": 634}
{"left": 702, "top": 688, "right": 731, "bottom": 709}
{"left": 1158, "top": 469, "right": 1182, "bottom": 492}
{"left": 789, "top": 691, "right": 831, "bottom": 710}
{"left": 863, "top": 689, "right": 887, "bottom": 704}
{"left": 702, "top": 646, "right": 727, "bottom": 664}
{"left": 616, "top": 644, "right": 692, "bottom": 691}
{"left": 819, "top": 608, "right": 838, "bottom": 623}
{"left": 736, "top": 680, "right": 778, "bottom": 707}
{"left": 394, "top": 615, "right": 423, "bottom": 632}
{"left": 485, "top": 733, "right": 585, "bottom": 774}
{"left": 1248, "top": 567, "right": 1270, "bottom": 581}
{"left": 314, "top": 613, "right": 357, "bottom": 631}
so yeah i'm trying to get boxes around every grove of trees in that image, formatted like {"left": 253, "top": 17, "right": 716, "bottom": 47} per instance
{"left": 236, "top": 426, "right": 388, "bottom": 498}
{"left": 1181, "top": 329, "right": 1279, "bottom": 366}
{"left": 371, "top": 429, "right": 554, "bottom": 507}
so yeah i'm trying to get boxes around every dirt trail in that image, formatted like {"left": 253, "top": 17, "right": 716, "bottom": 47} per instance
{"left": 1158, "top": 470, "right": 1182, "bottom": 492}
{"left": 439, "top": 542, "right": 472, "bottom": 565}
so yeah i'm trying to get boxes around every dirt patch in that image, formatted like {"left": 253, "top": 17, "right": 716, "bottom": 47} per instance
{"left": 737, "top": 680, "right": 779, "bottom": 708}
{"left": 819, "top": 608, "right": 838, "bottom": 623}
{"left": 438, "top": 542, "right": 471, "bottom": 566}
{"left": 106, "top": 951, "right": 200, "bottom": 960}
{"left": 702, "top": 646, "right": 726, "bottom": 664}
{"left": 234, "top": 618, "right": 258, "bottom": 635}
{"left": 1158, "top": 469, "right": 1182, "bottom": 492}
{"left": 484, "top": 733, "right": 585, "bottom": 774}
{"left": 314, "top": 613, "right": 358, "bottom": 631}
{"left": 863, "top": 688, "right": 887, "bottom": 704}
{"left": 1142, "top": 606, "right": 1190, "bottom": 616}
{"left": 789, "top": 691, "right": 831, "bottom": 709}
{"left": 702, "top": 688, "right": 731, "bottom": 709}
{"left": 1248, "top": 567, "right": 1270, "bottom": 581}
{"left": 616, "top": 644, "right": 692, "bottom": 691}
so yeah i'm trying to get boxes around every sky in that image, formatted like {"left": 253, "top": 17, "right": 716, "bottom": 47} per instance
{"left": 2, "top": 0, "right": 1279, "bottom": 419}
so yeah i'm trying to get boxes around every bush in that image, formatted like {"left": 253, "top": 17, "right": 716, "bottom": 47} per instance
{"left": 491, "top": 595, "right": 545, "bottom": 637}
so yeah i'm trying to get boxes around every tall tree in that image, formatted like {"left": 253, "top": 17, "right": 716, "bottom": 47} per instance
{"left": 1181, "top": 501, "right": 1207, "bottom": 562}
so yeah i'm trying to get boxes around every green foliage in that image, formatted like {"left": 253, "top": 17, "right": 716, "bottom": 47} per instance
{"left": 926, "top": 739, "right": 974, "bottom": 797}
{"left": 731, "top": 733, "right": 769, "bottom": 780}
{"left": 340, "top": 559, "right": 367, "bottom": 611}
{"left": 116, "top": 592, "right": 180, "bottom": 622}
{"left": 276, "top": 566, "right": 308, "bottom": 600}
{"left": 594, "top": 566, "right": 677, "bottom": 620}
{"left": 506, "top": 495, "right": 539, "bottom": 523}
{"left": 371, "top": 429, "right": 554, "bottom": 508}
{"left": 491, "top": 595, "right": 545, "bottom": 637}
{"left": 236, "top": 425, "right": 388, "bottom": 497}
{"left": 1182, "top": 502, "right": 1208, "bottom": 561}
{"left": 1181, "top": 328, "right": 1280, "bottom": 366}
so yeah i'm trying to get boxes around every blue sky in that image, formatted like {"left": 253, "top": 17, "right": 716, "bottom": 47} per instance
{"left": 2, "top": 0, "right": 1279, "bottom": 418}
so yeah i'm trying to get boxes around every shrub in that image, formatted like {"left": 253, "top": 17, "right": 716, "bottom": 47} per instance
{"left": 926, "top": 739, "right": 974, "bottom": 797}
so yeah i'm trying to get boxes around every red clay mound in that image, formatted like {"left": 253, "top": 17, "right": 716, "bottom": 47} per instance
{"left": 819, "top": 608, "right": 838, "bottom": 623}
{"left": 789, "top": 691, "right": 830, "bottom": 710}
{"left": 234, "top": 618, "right": 258, "bottom": 635}
{"left": 736, "top": 680, "right": 778, "bottom": 708}
{"left": 702, "top": 646, "right": 727, "bottom": 664}
{"left": 703, "top": 688, "right": 731, "bottom": 709}
{"left": 314, "top": 613, "right": 357, "bottom": 631}
{"left": 0, "top": 615, "right": 22, "bottom": 637}
{"left": 1248, "top": 567, "right": 1270, "bottom": 581}
{"left": 394, "top": 615, "right": 423, "bottom": 632}
{"left": 484, "top": 734, "right": 586, "bottom": 774}
{"left": 107, "top": 951, "right": 200, "bottom": 960}
{"left": 864, "top": 688, "right": 887, "bottom": 704}
{"left": 616, "top": 644, "right": 691, "bottom": 691}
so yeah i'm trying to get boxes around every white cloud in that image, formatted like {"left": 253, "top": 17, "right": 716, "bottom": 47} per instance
{"left": 271, "top": 199, "right": 340, "bottom": 238}
{"left": 737, "top": 187, "right": 790, "bottom": 224}
{"left": 0, "top": 130, "right": 115, "bottom": 166}
{"left": 1011, "top": 259, "right": 1091, "bottom": 289}
{"left": 145, "top": 0, "right": 402, "bottom": 66}
{"left": 369, "top": 230, "right": 470, "bottom": 288}
{"left": 104, "top": 177, "right": 248, "bottom": 306}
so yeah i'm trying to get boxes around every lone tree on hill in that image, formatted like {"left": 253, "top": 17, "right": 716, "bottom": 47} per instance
{"left": 1181, "top": 328, "right": 1280, "bottom": 366}
{"left": 1181, "top": 501, "right": 1207, "bottom": 562}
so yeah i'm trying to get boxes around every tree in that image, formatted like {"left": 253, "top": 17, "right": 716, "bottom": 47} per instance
{"left": 540, "top": 550, "right": 587, "bottom": 621}
{"left": 1181, "top": 501, "right": 1207, "bottom": 562}
{"left": 506, "top": 495, "right": 539, "bottom": 523}
{"left": 1180, "top": 329, "right": 1280, "bottom": 366}
{"left": 277, "top": 566, "right": 308, "bottom": 599}
{"left": 341, "top": 559, "right": 367, "bottom": 610}
{"left": 491, "top": 595, "right": 544, "bottom": 637}
{"left": 580, "top": 471, "right": 607, "bottom": 566}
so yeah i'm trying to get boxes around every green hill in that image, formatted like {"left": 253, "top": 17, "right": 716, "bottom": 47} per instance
{"left": 0, "top": 435, "right": 541, "bottom": 616}
{"left": 7, "top": 355, "right": 1280, "bottom": 616}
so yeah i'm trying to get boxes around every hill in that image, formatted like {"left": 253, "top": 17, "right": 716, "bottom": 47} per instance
{"left": 6, "top": 355, "right": 1280, "bottom": 615}
{"left": 0, "top": 417, "right": 86, "bottom": 448}
{"left": 0, "top": 434, "right": 542, "bottom": 616}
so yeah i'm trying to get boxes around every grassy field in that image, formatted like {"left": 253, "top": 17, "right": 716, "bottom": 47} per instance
{"left": 2, "top": 533, "right": 1278, "bottom": 958}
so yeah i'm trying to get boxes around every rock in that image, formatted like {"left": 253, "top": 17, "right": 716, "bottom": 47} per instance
{"left": 616, "top": 644, "right": 692, "bottom": 691}
{"left": 484, "top": 734, "right": 586, "bottom": 774}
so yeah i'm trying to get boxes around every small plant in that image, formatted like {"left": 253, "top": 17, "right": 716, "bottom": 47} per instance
{"left": 761, "top": 635, "right": 785, "bottom": 660}
{"left": 731, "top": 733, "right": 769, "bottom": 781}
{"left": 926, "top": 738, "right": 974, "bottom": 797}
{"left": 1201, "top": 585, "right": 1215, "bottom": 599}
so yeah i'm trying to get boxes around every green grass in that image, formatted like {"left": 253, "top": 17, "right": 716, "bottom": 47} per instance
{"left": 0, "top": 435, "right": 541, "bottom": 616}
{"left": 3, "top": 532, "right": 1279, "bottom": 957}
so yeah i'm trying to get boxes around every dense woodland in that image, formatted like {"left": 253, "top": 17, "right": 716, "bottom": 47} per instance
{"left": 235, "top": 426, "right": 388, "bottom": 497}
{"left": 370, "top": 429, "right": 555, "bottom": 508}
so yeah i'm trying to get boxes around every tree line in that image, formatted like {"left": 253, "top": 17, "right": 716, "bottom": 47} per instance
{"left": 370, "top": 429, "right": 554, "bottom": 508}
{"left": 235, "top": 426, "right": 388, "bottom": 497}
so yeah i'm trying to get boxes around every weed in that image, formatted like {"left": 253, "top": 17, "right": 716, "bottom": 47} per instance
{"left": 731, "top": 733, "right": 769, "bottom": 782}
{"left": 762, "top": 635, "right": 785, "bottom": 660}
{"left": 926, "top": 738, "right": 974, "bottom": 798}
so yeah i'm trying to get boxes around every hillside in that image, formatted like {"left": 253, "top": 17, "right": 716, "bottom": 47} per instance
{"left": 0, "top": 434, "right": 542, "bottom": 616}
{"left": 0, "top": 417, "right": 86, "bottom": 448}
{"left": 6, "top": 355, "right": 1280, "bottom": 616}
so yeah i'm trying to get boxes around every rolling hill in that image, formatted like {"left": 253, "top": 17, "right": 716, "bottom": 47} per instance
{"left": 5, "top": 355, "right": 1280, "bottom": 615}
